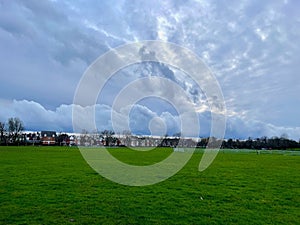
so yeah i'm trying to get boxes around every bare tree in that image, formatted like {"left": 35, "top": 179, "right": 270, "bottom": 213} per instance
{"left": 122, "top": 130, "right": 132, "bottom": 146}
{"left": 0, "top": 121, "right": 5, "bottom": 144}
{"left": 100, "top": 130, "right": 115, "bottom": 146}
{"left": 8, "top": 117, "right": 24, "bottom": 143}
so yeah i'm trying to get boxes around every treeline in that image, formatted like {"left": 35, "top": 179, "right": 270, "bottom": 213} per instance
{"left": 1, "top": 117, "right": 300, "bottom": 149}
{"left": 0, "top": 117, "right": 24, "bottom": 145}
{"left": 220, "top": 136, "right": 300, "bottom": 150}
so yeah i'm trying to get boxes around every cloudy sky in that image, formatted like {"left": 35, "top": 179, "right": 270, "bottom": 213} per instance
{"left": 0, "top": 0, "right": 299, "bottom": 140}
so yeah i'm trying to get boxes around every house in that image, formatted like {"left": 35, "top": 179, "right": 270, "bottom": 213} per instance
{"left": 41, "top": 131, "right": 56, "bottom": 145}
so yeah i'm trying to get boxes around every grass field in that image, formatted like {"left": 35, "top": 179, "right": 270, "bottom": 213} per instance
{"left": 0, "top": 146, "right": 299, "bottom": 224}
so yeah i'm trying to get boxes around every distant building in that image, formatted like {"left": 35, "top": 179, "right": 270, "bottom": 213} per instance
{"left": 41, "top": 131, "right": 56, "bottom": 145}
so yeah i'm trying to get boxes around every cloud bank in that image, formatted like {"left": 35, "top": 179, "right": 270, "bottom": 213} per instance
{"left": 1, "top": 99, "right": 299, "bottom": 140}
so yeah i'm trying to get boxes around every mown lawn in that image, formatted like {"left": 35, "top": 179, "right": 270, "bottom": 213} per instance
{"left": 0, "top": 146, "right": 299, "bottom": 224}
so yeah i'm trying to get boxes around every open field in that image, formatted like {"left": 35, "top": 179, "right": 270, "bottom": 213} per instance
{"left": 0, "top": 146, "right": 299, "bottom": 224}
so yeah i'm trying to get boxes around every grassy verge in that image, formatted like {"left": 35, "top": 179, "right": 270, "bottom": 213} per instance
{"left": 0, "top": 146, "right": 299, "bottom": 224}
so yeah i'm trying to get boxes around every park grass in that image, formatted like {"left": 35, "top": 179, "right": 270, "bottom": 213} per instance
{"left": 0, "top": 146, "right": 299, "bottom": 225}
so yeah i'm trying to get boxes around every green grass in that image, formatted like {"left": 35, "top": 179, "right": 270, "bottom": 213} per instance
{"left": 0, "top": 146, "right": 299, "bottom": 225}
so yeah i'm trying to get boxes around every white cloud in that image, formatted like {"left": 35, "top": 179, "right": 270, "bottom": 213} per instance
{"left": 0, "top": 99, "right": 299, "bottom": 140}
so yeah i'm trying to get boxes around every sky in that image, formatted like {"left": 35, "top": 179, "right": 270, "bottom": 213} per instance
{"left": 0, "top": 0, "right": 299, "bottom": 140}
